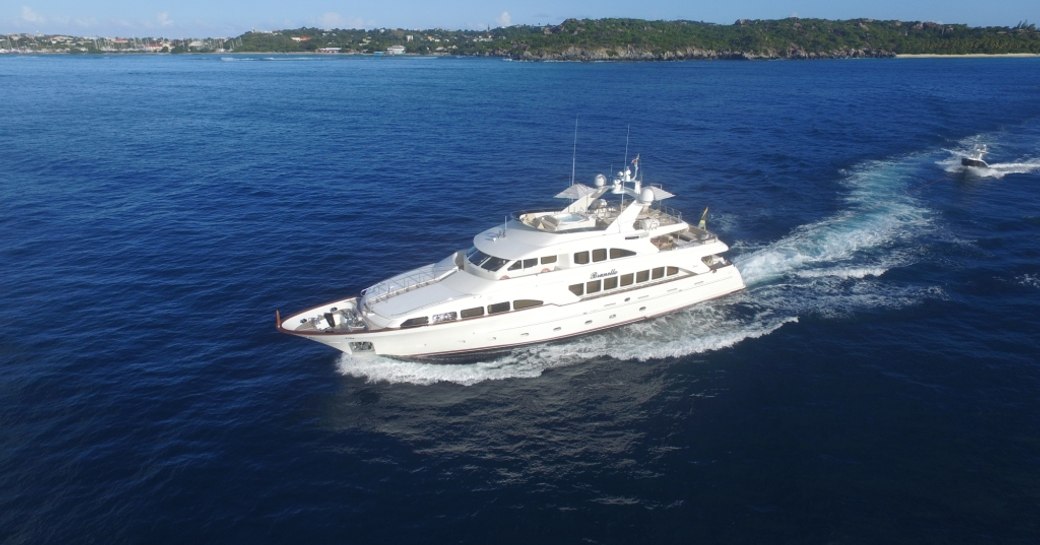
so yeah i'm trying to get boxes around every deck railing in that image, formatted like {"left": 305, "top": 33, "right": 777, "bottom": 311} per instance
{"left": 361, "top": 252, "right": 459, "bottom": 304}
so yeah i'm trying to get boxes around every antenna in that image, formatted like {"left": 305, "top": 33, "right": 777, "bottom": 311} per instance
{"left": 570, "top": 116, "right": 578, "bottom": 186}
{"left": 623, "top": 125, "right": 631, "bottom": 167}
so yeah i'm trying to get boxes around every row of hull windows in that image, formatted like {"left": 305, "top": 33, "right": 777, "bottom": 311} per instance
{"left": 398, "top": 262, "right": 679, "bottom": 328}
{"left": 508, "top": 255, "right": 557, "bottom": 271}
{"left": 569, "top": 266, "right": 680, "bottom": 296}
{"left": 574, "top": 248, "right": 636, "bottom": 265}
{"left": 467, "top": 247, "right": 637, "bottom": 273}
{"left": 400, "top": 299, "right": 544, "bottom": 328}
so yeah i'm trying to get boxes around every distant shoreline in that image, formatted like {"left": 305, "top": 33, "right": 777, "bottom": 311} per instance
{"left": 895, "top": 53, "right": 1040, "bottom": 58}
{"left": 5, "top": 18, "right": 1040, "bottom": 59}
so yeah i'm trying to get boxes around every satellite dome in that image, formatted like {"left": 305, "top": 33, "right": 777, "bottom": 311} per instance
{"left": 594, "top": 174, "right": 607, "bottom": 187}
{"left": 639, "top": 188, "right": 655, "bottom": 204}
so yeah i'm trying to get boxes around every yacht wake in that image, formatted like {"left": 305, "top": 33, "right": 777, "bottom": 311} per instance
{"left": 731, "top": 156, "right": 939, "bottom": 322}
{"left": 337, "top": 154, "right": 942, "bottom": 385}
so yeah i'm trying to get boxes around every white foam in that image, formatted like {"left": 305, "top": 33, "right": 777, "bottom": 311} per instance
{"left": 943, "top": 160, "right": 1040, "bottom": 179}
{"left": 336, "top": 154, "right": 942, "bottom": 385}
{"left": 981, "top": 161, "right": 1040, "bottom": 179}
{"left": 337, "top": 303, "right": 800, "bottom": 385}
{"left": 737, "top": 158, "right": 933, "bottom": 286}
{"left": 337, "top": 353, "right": 551, "bottom": 386}
{"left": 941, "top": 139, "right": 1040, "bottom": 179}
{"left": 1017, "top": 274, "right": 1040, "bottom": 289}
{"left": 794, "top": 266, "right": 889, "bottom": 280}
{"left": 749, "top": 274, "right": 945, "bottom": 320}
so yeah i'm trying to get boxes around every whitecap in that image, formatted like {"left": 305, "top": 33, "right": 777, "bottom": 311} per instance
{"left": 1017, "top": 274, "right": 1040, "bottom": 289}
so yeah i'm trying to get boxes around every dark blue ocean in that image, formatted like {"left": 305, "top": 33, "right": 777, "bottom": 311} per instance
{"left": 2, "top": 54, "right": 1039, "bottom": 544}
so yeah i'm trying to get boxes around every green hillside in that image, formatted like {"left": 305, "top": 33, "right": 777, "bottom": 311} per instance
{"left": 235, "top": 18, "right": 1040, "bottom": 59}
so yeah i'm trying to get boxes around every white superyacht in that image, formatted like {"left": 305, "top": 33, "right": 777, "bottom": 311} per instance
{"left": 278, "top": 158, "right": 745, "bottom": 361}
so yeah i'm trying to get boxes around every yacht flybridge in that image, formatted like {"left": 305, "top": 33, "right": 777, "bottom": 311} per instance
{"left": 278, "top": 158, "right": 745, "bottom": 361}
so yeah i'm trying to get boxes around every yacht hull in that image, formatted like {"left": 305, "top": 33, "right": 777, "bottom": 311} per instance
{"left": 280, "top": 264, "right": 743, "bottom": 361}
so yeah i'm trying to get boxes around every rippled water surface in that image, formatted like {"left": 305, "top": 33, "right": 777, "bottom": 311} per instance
{"left": 2, "top": 55, "right": 1039, "bottom": 544}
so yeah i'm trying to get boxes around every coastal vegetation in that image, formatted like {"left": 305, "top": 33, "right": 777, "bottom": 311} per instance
{"left": 4, "top": 18, "right": 1040, "bottom": 59}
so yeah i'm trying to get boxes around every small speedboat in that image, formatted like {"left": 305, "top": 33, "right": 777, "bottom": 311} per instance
{"left": 961, "top": 145, "right": 989, "bottom": 168}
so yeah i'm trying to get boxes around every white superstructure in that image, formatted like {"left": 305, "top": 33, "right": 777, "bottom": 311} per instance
{"left": 278, "top": 158, "right": 745, "bottom": 361}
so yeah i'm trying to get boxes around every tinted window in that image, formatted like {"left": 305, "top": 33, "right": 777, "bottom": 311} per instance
{"left": 541, "top": 255, "right": 558, "bottom": 264}
{"left": 620, "top": 273, "right": 634, "bottom": 286}
{"left": 610, "top": 248, "right": 636, "bottom": 259}
{"left": 513, "top": 299, "right": 543, "bottom": 310}
{"left": 482, "top": 256, "right": 509, "bottom": 271}
{"left": 604, "top": 276, "right": 618, "bottom": 290}
{"left": 461, "top": 306, "right": 484, "bottom": 318}
{"left": 574, "top": 251, "right": 589, "bottom": 265}
{"left": 636, "top": 270, "right": 650, "bottom": 282}
{"left": 569, "top": 284, "right": 584, "bottom": 296}
{"left": 488, "top": 302, "right": 510, "bottom": 314}
{"left": 586, "top": 280, "right": 602, "bottom": 294}
{"left": 401, "top": 316, "right": 429, "bottom": 328}
{"left": 467, "top": 247, "right": 509, "bottom": 271}
{"left": 466, "top": 248, "right": 490, "bottom": 266}
{"left": 592, "top": 248, "right": 607, "bottom": 262}
{"left": 652, "top": 267, "right": 664, "bottom": 279}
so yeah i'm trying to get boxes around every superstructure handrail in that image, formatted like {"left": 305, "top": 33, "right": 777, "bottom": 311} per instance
{"left": 361, "top": 252, "right": 459, "bottom": 304}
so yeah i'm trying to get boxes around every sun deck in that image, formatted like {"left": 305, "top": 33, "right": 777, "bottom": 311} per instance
{"left": 516, "top": 203, "right": 689, "bottom": 233}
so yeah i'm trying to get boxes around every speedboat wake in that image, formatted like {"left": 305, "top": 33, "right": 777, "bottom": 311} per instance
{"left": 941, "top": 141, "right": 1040, "bottom": 179}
